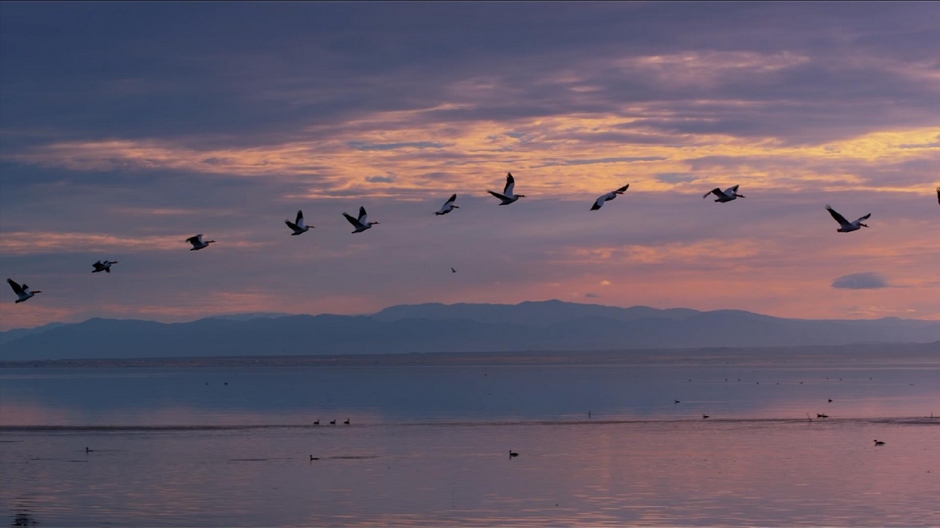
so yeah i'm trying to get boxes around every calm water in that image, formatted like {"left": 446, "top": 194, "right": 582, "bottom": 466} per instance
{"left": 1, "top": 349, "right": 938, "bottom": 526}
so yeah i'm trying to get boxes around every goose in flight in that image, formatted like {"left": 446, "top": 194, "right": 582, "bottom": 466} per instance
{"left": 343, "top": 206, "right": 379, "bottom": 233}
{"left": 488, "top": 173, "right": 525, "bottom": 205}
{"left": 186, "top": 234, "right": 215, "bottom": 251}
{"left": 92, "top": 260, "right": 118, "bottom": 273}
{"left": 434, "top": 194, "right": 459, "bottom": 215}
{"left": 451, "top": 267, "right": 457, "bottom": 273}
{"left": 285, "top": 210, "right": 313, "bottom": 235}
{"left": 7, "top": 278, "right": 41, "bottom": 303}
{"left": 591, "top": 184, "right": 629, "bottom": 210}
{"left": 703, "top": 185, "right": 745, "bottom": 202}
{"left": 826, "top": 205, "right": 870, "bottom": 233}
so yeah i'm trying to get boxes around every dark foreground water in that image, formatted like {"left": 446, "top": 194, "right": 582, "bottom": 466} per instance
{"left": 1, "top": 349, "right": 938, "bottom": 526}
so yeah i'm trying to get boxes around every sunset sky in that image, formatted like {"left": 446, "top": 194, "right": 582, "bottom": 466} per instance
{"left": 1, "top": 2, "right": 939, "bottom": 330}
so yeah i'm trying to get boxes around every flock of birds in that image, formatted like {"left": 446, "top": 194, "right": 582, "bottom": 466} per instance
{"left": 5, "top": 177, "right": 940, "bottom": 304}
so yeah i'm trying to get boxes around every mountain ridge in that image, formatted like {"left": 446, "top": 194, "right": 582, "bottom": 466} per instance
{"left": 2, "top": 300, "right": 938, "bottom": 361}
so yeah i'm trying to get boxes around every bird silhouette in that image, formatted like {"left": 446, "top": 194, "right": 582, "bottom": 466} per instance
{"left": 7, "top": 279, "right": 41, "bottom": 303}
{"left": 703, "top": 185, "right": 744, "bottom": 202}
{"left": 343, "top": 206, "right": 379, "bottom": 233}
{"left": 434, "top": 194, "right": 459, "bottom": 215}
{"left": 185, "top": 234, "right": 215, "bottom": 250}
{"left": 285, "top": 210, "right": 313, "bottom": 235}
{"left": 591, "top": 184, "right": 629, "bottom": 210}
{"left": 488, "top": 173, "right": 525, "bottom": 205}
{"left": 826, "top": 205, "right": 870, "bottom": 233}
{"left": 92, "top": 260, "right": 118, "bottom": 273}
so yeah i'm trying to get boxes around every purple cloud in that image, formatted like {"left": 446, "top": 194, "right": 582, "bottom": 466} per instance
{"left": 832, "top": 273, "right": 889, "bottom": 290}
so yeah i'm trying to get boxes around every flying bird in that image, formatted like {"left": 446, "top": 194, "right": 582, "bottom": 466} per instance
{"left": 285, "top": 210, "right": 313, "bottom": 235}
{"left": 703, "top": 185, "right": 745, "bottom": 202}
{"left": 591, "top": 184, "right": 629, "bottom": 210}
{"left": 186, "top": 234, "right": 215, "bottom": 250}
{"left": 343, "top": 206, "right": 379, "bottom": 233}
{"left": 434, "top": 194, "right": 459, "bottom": 215}
{"left": 7, "top": 278, "right": 41, "bottom": 303}
{"left": 451, "top": 267, "right": 457, "bottom": 273}
{"left": 488, "top": 173, "right": 525, "bottom": 205}
{"left": 92, "top": 260, "right": 118, "bottom": 273}
{"left": 825, "top": 205, "right": 870, "bottom": 233}
{"left": 509, "top": 450, "right": 519, "bottom": 458}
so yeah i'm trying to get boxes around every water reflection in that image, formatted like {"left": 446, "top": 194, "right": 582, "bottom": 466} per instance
{"left": 2, "top": 353, "right": 939, "bottom": 427}
{"left": 3, "top": 421, "right": 936, "bottom": 526}
{"left": 1, "top": 350, "right": 939, "bottom": 526}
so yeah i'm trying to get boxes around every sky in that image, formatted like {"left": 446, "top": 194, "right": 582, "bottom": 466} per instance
{"left": 1, "top": 2, "right": 939, "bottom": 331}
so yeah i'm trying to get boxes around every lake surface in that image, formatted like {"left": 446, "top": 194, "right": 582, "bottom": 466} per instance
{"left": 1, "top": 349, "right": 938, "bottom": 526}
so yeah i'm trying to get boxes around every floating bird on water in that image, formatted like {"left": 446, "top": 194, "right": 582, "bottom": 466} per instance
{"left": 343, "top": 206, "right": 379, "bottom": 233}
{"left": 434, "top": 194, "right": 459, "bottom": 215}
{"left": 310, "top": 455, "right": 320, "bottom": 461}
{"left": 330, "top": 420, "right": 336, "bottom": 425}
{"left": 186, "top": 234, "right": 215, "bottom": 251}
{"left": 7, "top": 279, "right": 41, "bottom": 303}
{"left": 313, "top": 420, "right": 319, "bottom": 425}
{"left": 509, "top": 450, "right": 519, "bottom": 458}
{"left": 817, "top": 413, "right": 829, "bottom": 419}
{"left": 344, "top": 419, "right": 350, "bottom": 425}
{"left": 488, "top": 173, "right": 525, "bottom": 205}
{"left": 674, "top": 400, "right": 681, "bottom": 404}
{"left": 874, "top": 440, "right": 885, "bottom": 446}
{"left": 826, "top": 205, "right": 870, "bottom": 233}
{"left": 703, "top": 414, "right": 710, "bottom": 419}
{"left": 591, "top": 184, "right": 629, "bottom": 210}
{"left": 285, "top": 210, "right": 313, "bottom": 235}
{"left": 703, "top": 185, "right": 745, "bottom": 202}
{"left": 92, "top": 260, "right": 118, "bottom": 273}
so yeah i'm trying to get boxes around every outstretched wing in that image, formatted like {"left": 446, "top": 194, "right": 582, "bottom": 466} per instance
{"left": 703, "top": 188, "right": 721, "bottom": 199}
{"left": 444, "top": 194, "right": 457, "bottom": 207}
{"left": 285, "top": 219, "right": 299, "bottom": 231}
{"left": 825, "top": 205, "right": 850, "bottom": 227}
{"left": 591, "top": 195, "right": 607, "bottom": 210}
{"left": 343, "top": 212, "right": 364, "bottom": 229}
{"left": 295, "top": 210, "right": 304, "bottom": 224}
{"left": 185, "top": 234, "right": 203, "bottom": 245}
{"left": 7, "top": 278, "right": 24, "bottom": 295}
{"left": 854, "top": 213, "right": 872, "bottom": 223}
{"left": 615, "top": 184, "right": 629, "bottom": 193}
{"left": 504, "top": 173, "right": 515, "bottom": 196}
{"left": 488, "top": 190, "right": 509, "bottom": 201}
{"left": 358, "top": 206, "right": 368, "bottom": 224}
{"left": 727, "top": 185, "right": 740, "bottom": 194}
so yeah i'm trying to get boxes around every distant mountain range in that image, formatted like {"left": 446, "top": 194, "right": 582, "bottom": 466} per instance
{"left": 1, "top": 300, "right": 938, "bottom": 361}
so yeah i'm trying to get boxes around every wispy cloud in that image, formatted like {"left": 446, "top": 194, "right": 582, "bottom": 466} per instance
{"left": 2, "top": 3, "right": 939, "bottom": 329}
{"left": 348, "top": 141, "right": 444, "bottom": 151}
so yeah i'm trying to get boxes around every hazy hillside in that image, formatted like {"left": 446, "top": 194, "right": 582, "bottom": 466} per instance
{"left": 2, "top": 300, "right": 939, "bottom": 361}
